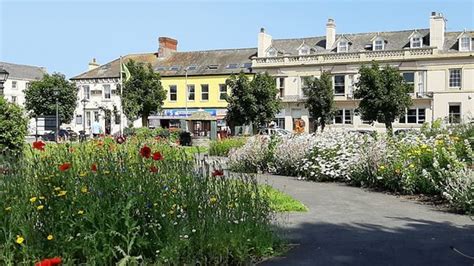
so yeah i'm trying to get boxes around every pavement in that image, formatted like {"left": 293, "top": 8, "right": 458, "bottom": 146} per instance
{"left": 257, "top": 174, "right": 474, "bottom": 266}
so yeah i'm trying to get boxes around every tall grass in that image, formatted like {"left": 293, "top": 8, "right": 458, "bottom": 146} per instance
{"left": 209, "top": 137, "right": 247, "bottom": 157}
{"left": 0, "top": 137, "right": 279, "bottom": 264}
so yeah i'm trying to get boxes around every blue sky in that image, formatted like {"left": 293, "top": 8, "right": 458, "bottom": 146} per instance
{"left": 1, "top": 0, "right": 473, "bottom": 78}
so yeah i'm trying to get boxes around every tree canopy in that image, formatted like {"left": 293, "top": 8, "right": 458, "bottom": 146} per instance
{"left": 225, "top": 72, "right": 281, "bottom": 131}
{"left": 0, "top": 97, "right": 28, "bottom": 156}
{"left": 24, "top": 73, "right": 78, "bottom": 124}
{"left": 354, "top": 62, "right": 412, "bottom": 133}
{"left": 122, "top": 60, "right": 167, "bottom": 127}
{"left": 302, "top": 72, "right": 335, "bottom": 132}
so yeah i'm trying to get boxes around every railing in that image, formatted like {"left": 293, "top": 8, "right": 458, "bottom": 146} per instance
{"left": 254, "top": 48, "right": 436, "bottom": 66}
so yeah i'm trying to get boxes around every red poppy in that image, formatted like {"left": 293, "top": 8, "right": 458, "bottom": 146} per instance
{"left": 35, "top": 257, "right": 62, "bottom": 266}
{"left": 59, "top": 162, "right": 71, "bottom": 172}
{"left": 91, "top": 163, "right": 98, "bottom": 172}
{"left": 140, "top": 145, "right": 152, "bottom": 158}
{"left": 152, "top": 152, "right": 163, "bottom": 161}
{"left": 32, "top": 141, "right": 46, "bottom": 151}
{"left": 212, "top": 169, "right": 224, "bottom": 177}
{"left": 150, "top": 165, "right": 158, "bottom": 173}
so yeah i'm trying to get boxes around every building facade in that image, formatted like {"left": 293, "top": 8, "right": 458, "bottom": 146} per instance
{"left": 253, "top": 12, "right": 474, "bottom": 132}
{"left": 68, "top": 38, "right": 255, "bottom": 136}
{"left": 0, "top": 62, "right": 47, "bottom": 134}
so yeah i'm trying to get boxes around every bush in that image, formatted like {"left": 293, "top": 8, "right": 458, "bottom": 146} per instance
{"left": 209, "top": 137, "right": 246, "bottom": 156}
{"left": 228, "top": 136, "right": 274, "bottom": 173}
{"left": 0, "top": 98, "right": 28, "bottom": 156}
{"left": 179, "top": 131, "right": 192, "bottom": 146}
{"left": 0, "top": 137, "right": 279, "bottom": 264}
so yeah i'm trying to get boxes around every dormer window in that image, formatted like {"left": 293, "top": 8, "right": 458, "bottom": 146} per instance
{"left": 337, "top": 41, "right": 348, "bottom": 53}
{"left": 460, "top": 36, "right": 471, "bottom": 51}
{"left": 299, "top": 47, "right": 309, "bottom": 55}
{"left": 373, "top": 38, "right": 384, "bottom": 51}
{"left": 267, "top": 47, "right": 277, "bottom": 57}
{"left": 410, "top": 36, "right": 423, "bottom": 48}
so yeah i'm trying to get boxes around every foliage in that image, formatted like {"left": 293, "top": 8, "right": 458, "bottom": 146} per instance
{"left": 122, "top": 127, "right": 180, "bottom": 143}
{"left": 209, "top": 137, "right": 246, "bottom": 156}
{"left": 24, "top": 73, "right": 78, "bottom": 124}
{"left": 122, "top": 60, "right": 167, "bottom": 127}
{"left": 0, "top": 136, "right": 280, "bottom": 264}
{"left": 260, "top": 185, "right": 308, "bottom": 212}
{"left": 0, "top": 98, "right": 28, "bottom": 156}
{"left": 228, "top": 136, "right": 280, "bottom": 173}
{"left": 225, "top": 72, "right": 281, "bottom": 130}
{"left": 302, "top": 72, "right": 335, "bottom": 132}
{"left": 179, "top": 131, "right": 192, "bottom": 146}
{"left": 354, "top": 62, "right": 412, "bottom": 133}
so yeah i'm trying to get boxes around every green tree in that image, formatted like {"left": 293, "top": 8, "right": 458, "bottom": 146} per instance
{"left": 122, "top": 60, "right": 166, "bottom": 127}
{"left": 354, "top": 62, "right": 412, "bottom": 134}
{"left": 225, "top": 72, "right": 281, "bottom": 132}
{"left": 0, "top": 98, "right": 28, "bottom": 156}
{"left": 302, "top": 72, "right": 335, "bottom": 132}
{"left": 25, "top": 73, "right": 78, "bottom": 124}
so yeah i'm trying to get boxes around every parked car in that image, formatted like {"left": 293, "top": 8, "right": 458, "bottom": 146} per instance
{"left": 394, "top": 128, "right": 419, "bottom": 136}
{"left": 42, "top": 128, "right": 78, "bottom": 142}
{"left": 258, "top": 127, "right": 291, "bottom": 136}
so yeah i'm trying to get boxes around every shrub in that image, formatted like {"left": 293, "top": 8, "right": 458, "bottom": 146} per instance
{"left": 179, "top": 131, "right": 192, "bottom": 146}
{"left": 209, "top": 137, "right": 246, "bottom": 156}
{"left": 0, "top": 98, "right": 28, "bottom": 156}
{"left": 228, "top": 136, "right": 272, "bottom": 173}
{"left": 0, "top": 138, "right": 279, "bottom": 264}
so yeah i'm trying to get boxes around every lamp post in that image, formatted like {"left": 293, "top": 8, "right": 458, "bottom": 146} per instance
{"left": 53, "top": 88, "right": 60, "bottom": 142}
{"left": 184, "top": 68, "right": 188, "bottom": 132}
{"left": 80, "top": 98, "right": 89, "bottom": 141}
{"left": 0, "top": 67, "right": 9, "bottom": 97}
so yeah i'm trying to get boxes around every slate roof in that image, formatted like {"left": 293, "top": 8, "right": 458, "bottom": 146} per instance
{"left": 71, "top": 48, "right": 257, "bottom": 80}
{"left": 0, "top": 62, "right": 46, "bottom": 80}
{"left": 270, "top": 29, "right": 473, "bottom": 55}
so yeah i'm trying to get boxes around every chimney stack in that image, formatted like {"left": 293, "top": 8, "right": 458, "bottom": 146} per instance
{"left": 88, "top": 58, "right": 99, "bottom": 71}
{"left": 158, "top": 37, "right": 178, "bottom": 58}
{"left": 429, "top": 11, "right": 446, "bottom": 50}
{"left": 258, "top": 27, "right": 273, "bottom": 57}
{"left": 326, "top": 18, "right": 336, "bottom": 50}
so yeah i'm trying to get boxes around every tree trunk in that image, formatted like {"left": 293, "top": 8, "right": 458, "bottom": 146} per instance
{"left": 321, "top": 121, "right": 326, "bottom": 133}
{"left": 141, "top": 115, "right": 148, "bottom": 128}
{"left": 385, "top": 121, "right": 393, "bottom": 136}
{"left": 313, "top": 122, "right": 318, "bottom": 134}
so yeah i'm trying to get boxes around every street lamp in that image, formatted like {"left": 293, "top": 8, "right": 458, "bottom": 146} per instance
{"left": 80, "top": 98, "right": 89, "bottom": 141}
{"left": 0, "top": 67, "right": 9, "bottom": 97}
{"left": 53, "top": 88, "right": 60, "bottom": 142}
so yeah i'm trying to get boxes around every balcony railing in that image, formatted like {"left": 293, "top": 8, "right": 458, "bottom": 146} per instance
{"left": 253, "top": 48, "right": 440, "bottom": 67}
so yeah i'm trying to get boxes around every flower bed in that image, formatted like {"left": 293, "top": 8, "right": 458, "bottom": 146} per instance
{"left": 228, "top": 123, "right": 473, "bottom": 214}
{"left": 0, "top": 136, "right": 279, "bottom": 264}
{"left": 209, "top": 137, "right": 247, "bottom": 157}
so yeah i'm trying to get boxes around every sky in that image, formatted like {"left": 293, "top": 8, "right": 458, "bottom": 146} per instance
{"left": 1, "top": 0, "right": 473, "bottom": 78}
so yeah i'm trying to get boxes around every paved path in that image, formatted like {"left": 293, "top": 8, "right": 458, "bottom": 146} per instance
{"left": 257, "top": 174, "right": 474, "bottom": 266}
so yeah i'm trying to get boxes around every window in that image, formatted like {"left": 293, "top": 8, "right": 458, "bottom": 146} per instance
{"left": 115, "top": 113, "right": 121, "bottom": 125}
{"left": 448, "top": 104, "right": 461, "bottom": 123}
{"left": 86, "top": 112, "right": 91, "bottom": 127}
{"left": 373, "top": 39, "right": 384, "bottom": 51}
{"left": 219, "top": 84, "right": 227, "bottom": 100}
{"left": 399, "top": 108, "right": 426, "bottom": 124}
{"left": 299, "top": 47, "right": 309, "bottom": 55}
{"left": 334, "top": 75, "right": 345, "bottom": 95}
{"left": 207, "top": 65, "right": 218, "bottom": 70}
{"left": 242, "top": 62, "right": 252, "bottom": 69}
{"left": 25, "top": 82, "right": 30, "bottom": 89}
{"left": 347, "top": 75, "right": 354, "bottom": 97}
{"left": 278, "top": 77, "right": 285, "bottom": 97}
{"left": 402, "top": 72, "right": 415, "bottom": 93}
{"left": 273, "top": 118, "right": 285, "bottom": 129}
{"left": 337, "top": 41, "right": 348, "bottom": 52}
{"left": 449, "top": 69, "right": 461, "bottom": 88}
{"left": 11, "top": 96, "right": 17, "bottom": 103}
{"left": 226, "top": 64, "right": 238, "bottom": 69}
{"left": 267, "top": 47, "right": 277, "bottom": 57}
{"left": 187, "top": 84, "right": 195, "bottom": 101}
{"left": 76, "top": 115, "right": 82, "bottom": 125}
{"left": 201, "top": 84, "right": 209, "bottom": 101}
{"left": 169, "top": 66, "right": 180, "bottom": 71}
{"left": 334, "top": 109, "right": 353, "bottom": 124}
{"left": 186, "top": 65, "right": 197, "bottom": 71}
{"left": 411, "top": 36, "right": 422, "bottom": 48}
{"left": 103, "top": 84, "right": 111, "bottom": 99}
{"left": 460, "top": 36, "right": 471, "bottom": 51}
{"left": 169, "top": 85, "right": 177, "bottom": 101}
{"left": 83, "top": 85, "right": 90, "bottom": 100}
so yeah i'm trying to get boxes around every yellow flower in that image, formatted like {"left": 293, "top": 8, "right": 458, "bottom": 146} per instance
{"left": 37, "top": 205, "right": 44, "bottom": 210}
{"left": 16, "top": 235, "right": 24, "bottom": 245}
{"left": 395, "top": 169, "right": 401, "bottom": 174}
{"left": 39, "top": 196, "right": 45, "bottom": 200}
{"left": 79, "top": 172, "right": 87, "bottom": 177}
{"left": 409, "top": 164, "right": 415, "bottom": 169}
{"left": 81, "top": 186, "right": 88, "bottom": 193}
{"left": 77, "top": 210, "right": 84, "bottom": 215}
{"left": 47, "top": 234, "right": 53, "bottom": 241}
{"left": 153, "top": 203, "right": 158, "bottom": 207}
{"left": 210, "top": 197, "right": 217, "bottom": 204}
{"left": 420, "top": 144, "right": 428, "bottom": 149}
{"left": 104, "top": 170, "right": 110, "bottom": 174}
{"left": 29, "top": 197, "right": 37, "bottom": 203}
{"left": 54, "top": 187, "right": 61, "bottom": 191}
{"left": 172, "top": 189, "right": 177, "bottom": 194}
{"left": 57, "top": 190, "right": 67, "bottom": 197}
{"left": 378, "top": 165, "right": 385, "bottom": 171}
{"left": 168, "top": 210, "right": 174, "bottom": 215}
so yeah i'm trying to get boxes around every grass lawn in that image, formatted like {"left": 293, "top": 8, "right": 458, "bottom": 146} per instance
{"left": 261, "top": 185, "right": 308, "bottom": 212}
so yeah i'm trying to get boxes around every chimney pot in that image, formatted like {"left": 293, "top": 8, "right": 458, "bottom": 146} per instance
{"left": 260, "top": 27, "right": 265, "bottom": 33}
{"left": 158, "top": 37, "right": 178, "bottom": 58}
{"left": 326, "top": 18, "right": 336, "bottom": 49}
